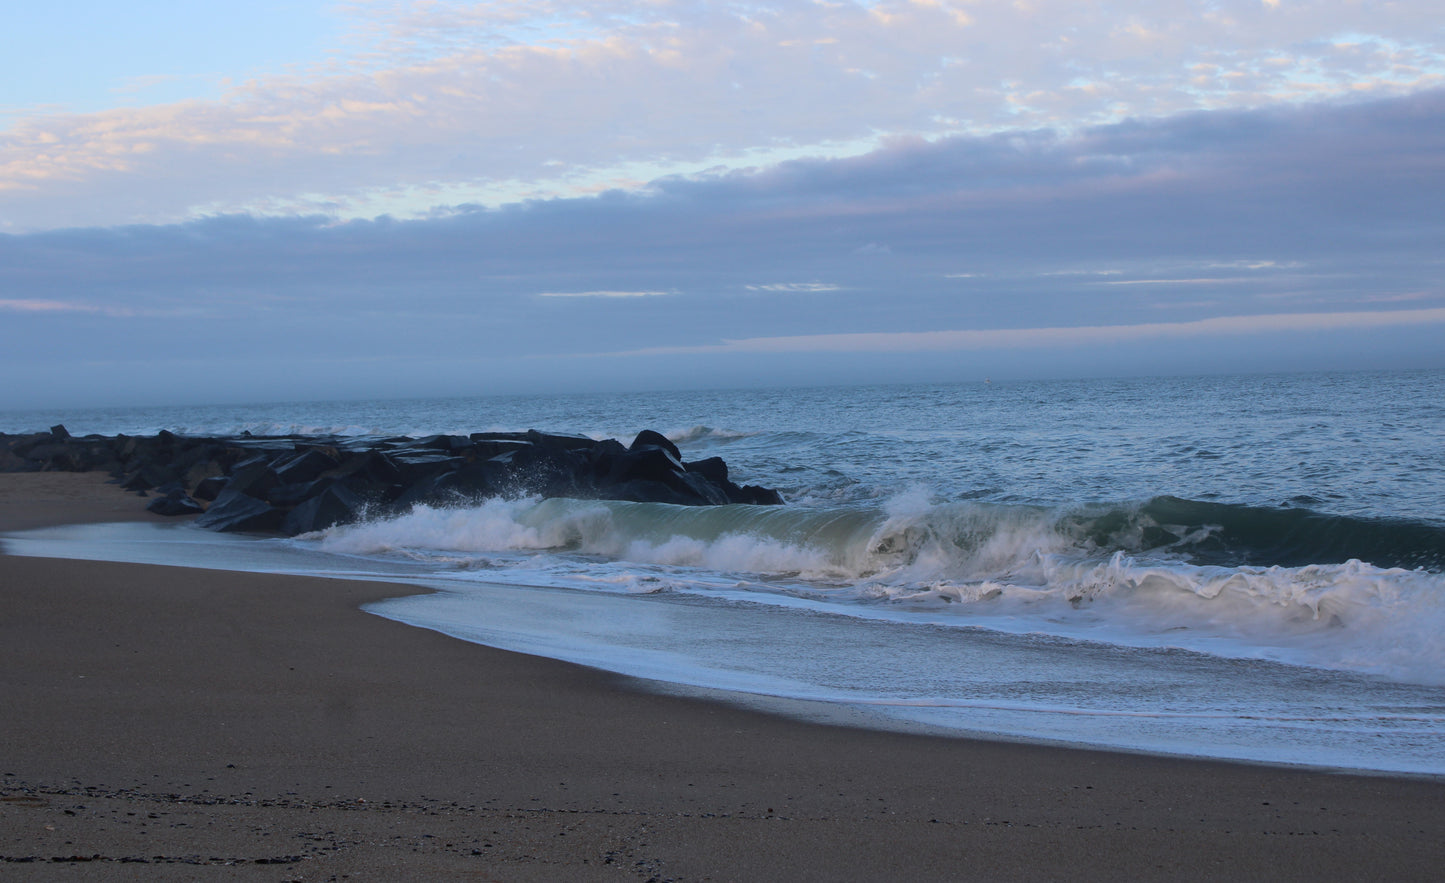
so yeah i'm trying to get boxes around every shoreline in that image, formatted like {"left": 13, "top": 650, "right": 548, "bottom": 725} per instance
{"left": 4, "top": 474, "right": 1445, "bottom": 879}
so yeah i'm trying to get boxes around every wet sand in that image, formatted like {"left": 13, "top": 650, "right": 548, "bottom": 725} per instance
{"left": 2, "top": 472, "right": 1443, "bottom": 880}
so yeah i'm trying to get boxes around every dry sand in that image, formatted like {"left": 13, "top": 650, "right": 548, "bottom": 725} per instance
{"left": 2, "top": 472, "right": 1443, "bottom": 880}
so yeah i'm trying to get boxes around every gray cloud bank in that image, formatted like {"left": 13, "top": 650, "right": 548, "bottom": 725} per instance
{"left": 2, "top": 90, "right": 1442, "bottom": 408}
{"left": 7, "top": 0, "right": 1441, "bottom": 231}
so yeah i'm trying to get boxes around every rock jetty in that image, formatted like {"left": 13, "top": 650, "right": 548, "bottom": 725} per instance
{"left": 0, "top": 425, "right": 783, "bottom": 535}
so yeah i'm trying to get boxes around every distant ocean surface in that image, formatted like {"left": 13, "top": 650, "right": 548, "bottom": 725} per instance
{"left": 4, "top": 369, "right": 1445, "bottom": 774}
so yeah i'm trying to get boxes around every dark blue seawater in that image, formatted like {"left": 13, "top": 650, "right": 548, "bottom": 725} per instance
{"left": 5, "top": 369, "right": 1445, "bottom": 772}
{"left": 6, "top": 368, "right": 1440, "bottom": 519}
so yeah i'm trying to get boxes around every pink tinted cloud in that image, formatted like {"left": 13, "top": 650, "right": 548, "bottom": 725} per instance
{"left": 0, "top": 298, "right": 132, "bottom": 316}
{"left": 618, "top": 308, "right": 1445, "bottom": 357}
{"left": 3, "top": 0, "right": 1443, "bottom": 229}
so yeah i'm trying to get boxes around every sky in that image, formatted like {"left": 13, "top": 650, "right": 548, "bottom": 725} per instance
{"left": 2, "top": 0, "right": 1443, "bottom": 409}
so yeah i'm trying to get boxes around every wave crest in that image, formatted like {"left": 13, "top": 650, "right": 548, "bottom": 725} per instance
{"left": 310, "top": 494, "right": 1445, "bottom": 682}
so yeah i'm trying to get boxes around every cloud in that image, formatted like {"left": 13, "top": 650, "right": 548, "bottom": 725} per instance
{"left": 744, "top": 283, "right": 842, "bottom": 293}
{"left": 1100, "top": 278, "right": 1262, "bottom": 285}
{"left": 537, "top": 290, "right": 673, "bottom": 297}
{"left": 4, "top": 0, "right": 1445, "bottom": 230}
{"left": 1, "top": 88, "right": 1442, "bottom": 407}
{"left": 4, "top": 89, "right": 1442, "bottom": 295}
{"left": 0, "top": 298, "right": 132, "bottom": 317}
{"left": 614, "top": 308, "right": 1445, "bottom": 357}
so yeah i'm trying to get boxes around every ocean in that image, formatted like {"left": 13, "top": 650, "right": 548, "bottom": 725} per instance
{"left": 4, "top": 369, "right": 1444, "bottom": 774}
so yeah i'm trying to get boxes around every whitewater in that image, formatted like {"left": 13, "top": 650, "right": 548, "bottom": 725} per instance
{"left": 3, "top": 369, "right": 1444, "bottom": 774}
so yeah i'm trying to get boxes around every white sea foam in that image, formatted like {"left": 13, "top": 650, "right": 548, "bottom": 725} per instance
{"left": 665, "top": 425, "right": 755, "bottom": 445}
{"left": 310, "top": 494, "right": 1445, "bottom": 684}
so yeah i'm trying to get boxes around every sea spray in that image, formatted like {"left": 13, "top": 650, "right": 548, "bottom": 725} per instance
{"left": 311, "top": 492, "right": 1445, "bottom": 684}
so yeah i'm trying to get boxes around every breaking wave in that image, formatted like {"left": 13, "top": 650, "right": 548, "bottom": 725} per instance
{"left": 311, "top": 493, "right": 1445, "bottom": 683}
{"left": 664, "top": 425, "right": 756, "bottom": 445}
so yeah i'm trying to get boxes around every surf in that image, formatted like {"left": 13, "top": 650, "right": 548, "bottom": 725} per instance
{"left": 308, "top": 492, "right": 1445, "bottom": 684}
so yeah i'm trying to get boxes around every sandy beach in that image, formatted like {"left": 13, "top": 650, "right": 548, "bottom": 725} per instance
{"left": 2, "top": 473, "right": 1443, "bottom": 880}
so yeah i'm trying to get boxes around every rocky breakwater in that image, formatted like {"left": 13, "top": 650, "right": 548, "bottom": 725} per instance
{"left": 0, "top": 425, "right": 783, "bottom": 535}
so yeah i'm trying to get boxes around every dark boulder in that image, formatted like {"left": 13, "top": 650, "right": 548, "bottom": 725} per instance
{"left": 193, "top": 474, "right": 230, "bottom": 502}
{"left": 146, "top": 488, "right": 204, "bottom": 517}
{"left": 489, "top": 446, "right": 587, "bottom": 498}
{"left": 226, "top": 455, "right": 281, "bottom": 499}
{"left": 609, "top": 446, "right": 685, "bottom": 486}
{"left": 525, "top": 430, "right": 598, "bottom": 451}
{"left": 411, "top": 434, "right": 471, "bottom": 452}
{"left": 434, "top": 460, "right": 506, "bottom": 500}
{"left": 583, "top": 438, "right": 628, "bottom": 481}
{"left": 325, "top": 450, "right": 403, "bottom": 495}
{"left": 388, "top": 450, "right": 464, "bottom": 484}
{"left": 273, "top": 448, "right": 339, "bottom": 485}
{"left": 183, "top": 459, "right": 226, "bottom": 489}
{"left": 685, "top": 456, "right": 729, "bottom": 486}
{"left": 282, "top": 484, "right": 366, "bottom": 535}
{"left": 612, "top": 479, "right": 709, "bottom": 507}
{"left": 266, "top": 477, "right": 333, "bottom": 508}
{"left": 630, "top": 429, "right": 681, "bottom": 461}
{"left": 672, "top": 470, "right": 730, "bottom": 506}
{"left": 389, "top": 469, "right": 461, "bottom": 513}
{"left": 468, "top": 438, "right": 534, "bottom": 459}
{"left": 194, "top": 488, "right": 284, "bottom": 532}
{"left": 730, "top": 484, "right": 785, "bottom": 506}
{"left": 121, "top": 462, "right": 179, "bottom": 492}
{"left": 22, "top": 442, "right": 82, "bottom": 472}
{"left": 7, "top": 432, "right": 50, "bottom": 460}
